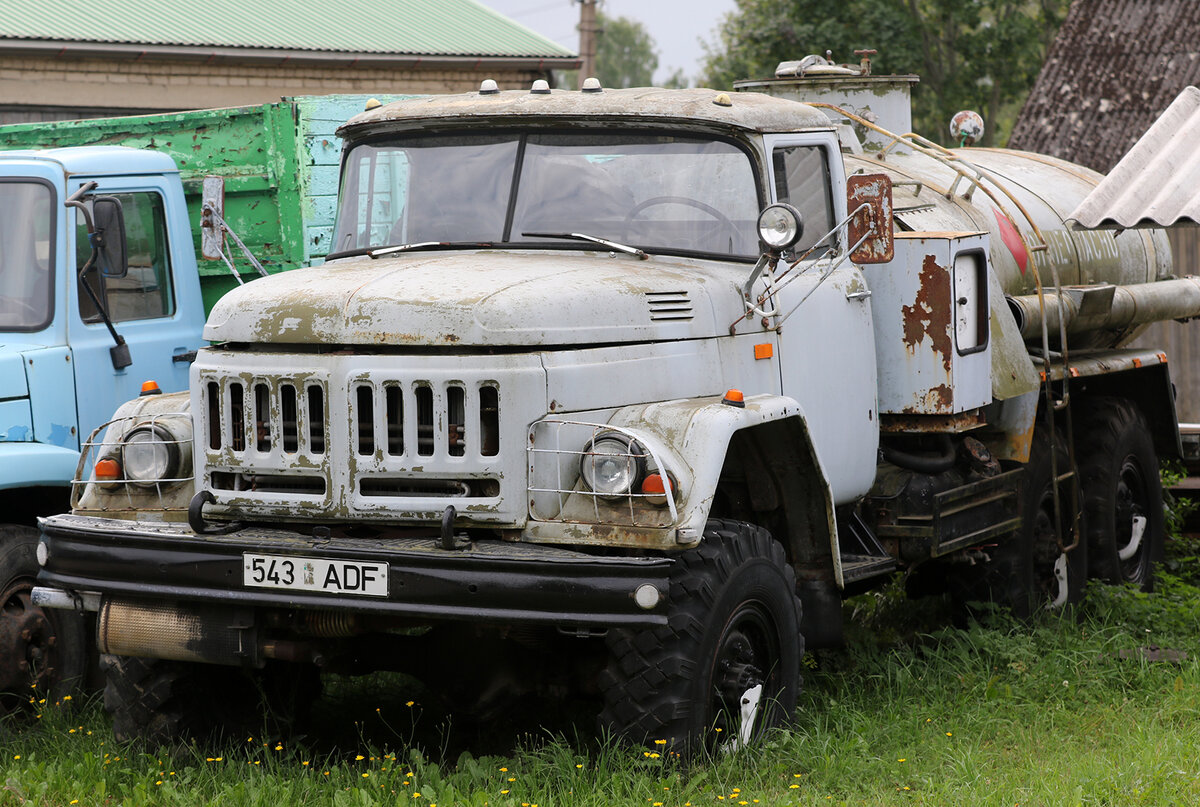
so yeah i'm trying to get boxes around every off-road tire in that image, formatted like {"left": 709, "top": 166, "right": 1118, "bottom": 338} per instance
{"left": 598, "top": 519, "right": 803, "bottom": 755}
{"left": 0, "top": 525, "right": 87, "bottom": 716}
{"left": 1077, "top": 397, "right": 1163, "bottom": 590}
{"left": 102, "top": 655, "right": 319, "bottom": 746}
{"left": 952, "top": 429, "right": 1086, "bottom": 619}
{"left": 102, "top": 654, "right": 256, "bottom": 745}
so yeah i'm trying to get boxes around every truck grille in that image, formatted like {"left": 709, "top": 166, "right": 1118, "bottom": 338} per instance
{"left": 194, "top": 353, "right": 544, "bottom": 525}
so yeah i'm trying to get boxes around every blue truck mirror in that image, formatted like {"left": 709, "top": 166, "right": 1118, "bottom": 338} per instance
{"left": 92, "top": 196, "right": 128, "bottom": 279}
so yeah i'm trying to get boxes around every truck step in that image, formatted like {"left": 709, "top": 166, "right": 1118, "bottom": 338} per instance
{"left": 839, "top": 511, "right": 899, "bottom": 583}
{"left": 839, "top": 552, "right": 899, "bottom": 583}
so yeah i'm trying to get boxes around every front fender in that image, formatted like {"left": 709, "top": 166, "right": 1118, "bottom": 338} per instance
{"left": 0, "top": 442, "right": 79, "bottom": 489}
{"left": 608, "top": 393, "right": 841, "bottom": 579}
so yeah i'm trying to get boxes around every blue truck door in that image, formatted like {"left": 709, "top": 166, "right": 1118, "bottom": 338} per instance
{"left": 66, "top": 176, "right": 201, "bottom": 443}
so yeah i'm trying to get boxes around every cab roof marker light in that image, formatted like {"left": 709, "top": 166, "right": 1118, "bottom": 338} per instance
{"left": 581, "top": 77, "right": 603, "bottom": 93}
{"left": 140, "top": 379, "right": 162, "bottom": 396}
{"left": 530, "top": 79, "right": 551, "bottom": 95}
{"left": 480, "top": 79, "right": 499, "bottom": 95}
{"left": 722, "top": 388, "right": 745, "bottom": 407}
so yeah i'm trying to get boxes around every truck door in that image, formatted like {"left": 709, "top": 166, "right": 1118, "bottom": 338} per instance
{"left": 763, "top": 133, "right": 879, "bottom": 504}
{"left": 66, "top": 177, "right": 198, "bottom": 442}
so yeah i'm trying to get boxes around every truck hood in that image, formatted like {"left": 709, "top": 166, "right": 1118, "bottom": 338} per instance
{"left": 204, "top": 250, "right": 742, "bottom": 346}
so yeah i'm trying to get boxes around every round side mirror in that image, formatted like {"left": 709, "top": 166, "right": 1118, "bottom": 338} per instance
{"left": 757, "top": 203, "right": 804, "bottom": 253}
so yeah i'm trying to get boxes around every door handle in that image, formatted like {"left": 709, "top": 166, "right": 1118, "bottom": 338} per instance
{"left": 845, "top": 290, "right": 872, "bottom": 301}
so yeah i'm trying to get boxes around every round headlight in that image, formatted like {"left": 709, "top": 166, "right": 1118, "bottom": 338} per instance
{"left": 757, "top": 203, "right": 804, "bottom": 251}
{"left": 580, "top": 433, "right": 647, "bottom": 498}
{"left": 123, "top": 424, "right": 179, "bottom": 486}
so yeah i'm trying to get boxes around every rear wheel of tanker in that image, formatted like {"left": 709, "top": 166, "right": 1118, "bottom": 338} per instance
{"left": 0, "top": 525, "right": 86, "bottom": 717}
{"left": 1077, "top": 397, "right": 1163, "bottom": 590}
{"left": 955, "top": 430, "right": 1086, "bottom": 619}
{"left": 598, "top": 520, "right": 802, "bottom": 756}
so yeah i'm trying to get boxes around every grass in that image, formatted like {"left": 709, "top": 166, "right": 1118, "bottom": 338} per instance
{"left": 5, "top": 491, "right": 1200, "bottom": 805}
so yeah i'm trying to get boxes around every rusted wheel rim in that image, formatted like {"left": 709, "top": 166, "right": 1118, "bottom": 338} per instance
{"left": 0, "top": 580, "right": 56, "bottom": 712}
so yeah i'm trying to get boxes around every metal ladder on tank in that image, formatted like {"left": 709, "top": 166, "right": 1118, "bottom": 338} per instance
{"left": 814, "top": 104, "right": 1084, "bottom": 583}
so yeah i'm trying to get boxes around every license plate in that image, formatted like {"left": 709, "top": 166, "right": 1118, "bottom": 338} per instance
{"left": 242, "top": 553, "right": 388, "bottom": 597}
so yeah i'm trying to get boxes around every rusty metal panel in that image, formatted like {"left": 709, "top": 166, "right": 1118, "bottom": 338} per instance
{"left": 847, "top": 173, "right": 894, "bottom": 263}
{"left": 1068, "top": 86, "right": 1200, "bottom": 229}
{"left": 860, "top": 233, "right": 992, "bottom": 416}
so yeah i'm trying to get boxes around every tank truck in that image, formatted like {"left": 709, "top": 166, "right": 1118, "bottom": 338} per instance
{"left": 29, "top": 62, "right": 1185, "bottom": 752}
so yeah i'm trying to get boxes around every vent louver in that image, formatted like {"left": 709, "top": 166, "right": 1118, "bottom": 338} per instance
{"left": 645, "top": 290, "right": 693, "bottom": 321}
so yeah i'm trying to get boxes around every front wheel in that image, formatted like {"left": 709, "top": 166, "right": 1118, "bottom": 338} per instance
{"left": 0, "top": 525, "right": 86, "bottom": 716}
{"left": 598, "top": 520, "right": 803, "bottom": 755}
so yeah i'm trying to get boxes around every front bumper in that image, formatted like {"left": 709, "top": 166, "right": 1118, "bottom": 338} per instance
{"left": 38, "top": 514, "right": 671, "bottom": 628}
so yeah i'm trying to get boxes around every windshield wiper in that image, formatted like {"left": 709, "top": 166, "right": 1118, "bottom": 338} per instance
{"left": 367, "top": 241, "right": 499, "bottom": 259}
{"left": 521, "top": 231, "right": 648, "bottom": 260}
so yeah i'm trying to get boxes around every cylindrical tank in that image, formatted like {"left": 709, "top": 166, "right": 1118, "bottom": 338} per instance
{"left": 843, "top": 147, "right": 1173, "bottom": 349}
{"left": 741, "top": 70, "right": 1174, "bottom": 350}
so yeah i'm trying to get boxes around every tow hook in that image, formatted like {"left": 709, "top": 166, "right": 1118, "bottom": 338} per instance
{"left": 188, "top": 490, "right": 243, "bottom": 535}
{"left": 440, "top": 505, "right": 459, "bottom": 551}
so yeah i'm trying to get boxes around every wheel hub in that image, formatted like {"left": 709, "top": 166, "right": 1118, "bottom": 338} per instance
{"left": 0, "top": 583, "right": 56, "bottom": 704}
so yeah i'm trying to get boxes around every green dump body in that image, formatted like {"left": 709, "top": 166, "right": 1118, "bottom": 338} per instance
{"left": 0, "top": 95, "right": 412, "bottom": 312}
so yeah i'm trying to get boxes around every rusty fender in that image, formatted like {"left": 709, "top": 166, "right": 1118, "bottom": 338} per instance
{"left": 605, "top": 393, "right": 841, "bottom": 571}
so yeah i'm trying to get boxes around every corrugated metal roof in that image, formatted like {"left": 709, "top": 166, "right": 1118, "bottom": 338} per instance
{"left": 1069, "top": 86, "right": 1200, "bottom": 229}
{"left": 0, "top": 0, "right": 574, "bottom": 58}
{"left": 1010, "top": 0, "right": 1200, "bottom": 174}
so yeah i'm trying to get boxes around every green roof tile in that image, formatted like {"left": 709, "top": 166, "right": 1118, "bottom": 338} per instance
{"left": 1, "top": 0, "right": 575, "bottom": 58}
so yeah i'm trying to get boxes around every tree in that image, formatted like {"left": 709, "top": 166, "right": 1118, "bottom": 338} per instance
{"left": 594, "top": 12, "right": 659, "bottom": 89}
{"left": 700, "top": 0, "right": 1068, "bottom": 145}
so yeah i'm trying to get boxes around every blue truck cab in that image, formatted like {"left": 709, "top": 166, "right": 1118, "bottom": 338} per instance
{"left": 0, "top": 146, "right": 204, "bottom": 701}
{"left": 0, "top": 146, "right": 204, "bottom": 513}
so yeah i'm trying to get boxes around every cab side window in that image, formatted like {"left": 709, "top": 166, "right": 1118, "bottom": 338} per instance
{"left": 771, "top": 145, "right": 836, "bottom": 253}
{"left": 77, "top": 191, "right": 174, "bottom": 322}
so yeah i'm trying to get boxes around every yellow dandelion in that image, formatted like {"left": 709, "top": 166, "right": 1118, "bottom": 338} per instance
{"left": 655, "top": 803, "right": 664, "bottom": 806}
{"left": 898, "top": 758, "right": 906, "bottom": 762}
{"left": 654, "top": 739, "right": 666, "bottom": 745}
{"left": 70, "top": 801, "right": 79, "bottom": 805}
{"left": 12, "top": 756, "right": 19, "bottom": 760}
{"left": 303, "top": 761, "right": 310, "bottom": 766}
{"left": 275, "top": 744, "right": 283, "bottom": 751}
{"left": 69, "top": 729, "right": 76, "bottom": 734}
{"left": 500, "top": 767, "right": 508, "bottom": 772}
{"left": 216, "top": 757, "right": 223, "bottom": 762}
{"left": 356, "top": 755, "right": 366, "bottom": 761}
{"left": 324, "top": 771, "right": 330, "bottom": 776}
{"left": 155, "top": 780, "right": 163, "bottom": 786}
{"left": 363, "top": 773, "right": 370, "bottom": 779}
{"left": 576, "top": 764, "right": 584, "bottom": 769}
{"left": 406, "top": 700, "right": 415, "bottom": 707}
{"left": 413, "top": 793, "right": 422, "bottom": 798}
{"left": 648, "top": 752, "right": 660, "bottom": 759}
{"left": 501, "top": 791, "right": 509, "bottom": 795}
{"left": 63, "top": 695, "right": 72, "bottom": 701}
{"left": 946, "top": 732, "right": 953, "bottom": 737}
{"left": 790, "top": 785, "right": 800, "bottom": 789}
{"left": 508, "top": 777, "right": 516, "bottom": 782}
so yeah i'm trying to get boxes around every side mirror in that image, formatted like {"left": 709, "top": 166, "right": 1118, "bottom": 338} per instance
{"left": 847, "top": 174, "right": 894, "bottom": 264}
{"left": 92, "top": 196, "right": 128, "bottom": 279}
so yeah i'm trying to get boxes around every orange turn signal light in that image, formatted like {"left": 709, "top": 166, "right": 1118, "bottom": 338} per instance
{"left": 94, "top": 458, "right": 121, "bottom": 481}
{"left": 140, "top": 379, "right": 162, "bottom": 396}
{"left": 722, "top": 388, "right": 745, "bottom": 408}
{"left": 753, "top": 343, "right": 773, "bottom": 360}
{"left": 641, "top": 473, "right": 672, "bottom": 505}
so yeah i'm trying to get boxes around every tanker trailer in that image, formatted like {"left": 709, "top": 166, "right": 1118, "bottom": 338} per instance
{"left": 740, "top": 58, "right": 1180, "bottom": 620}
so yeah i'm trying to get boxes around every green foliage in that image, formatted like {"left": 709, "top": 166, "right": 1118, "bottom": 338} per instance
{"left": 594, "top": 12, "right": 659, "bottom": 89}
{"left": 701, "top": 0, "right": 1071, "bottom": 145}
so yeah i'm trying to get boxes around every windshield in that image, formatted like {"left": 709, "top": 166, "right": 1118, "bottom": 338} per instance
{"left": 332, "top": 131, "right": 761, "bottom": 259}
{"left": 0, "top": 181, "right": 54, "bottom": 331}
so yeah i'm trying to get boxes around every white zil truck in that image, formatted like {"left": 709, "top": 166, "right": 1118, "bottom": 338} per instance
{"left": 32, "top": 64, "right": 1186, "bottom": 752}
